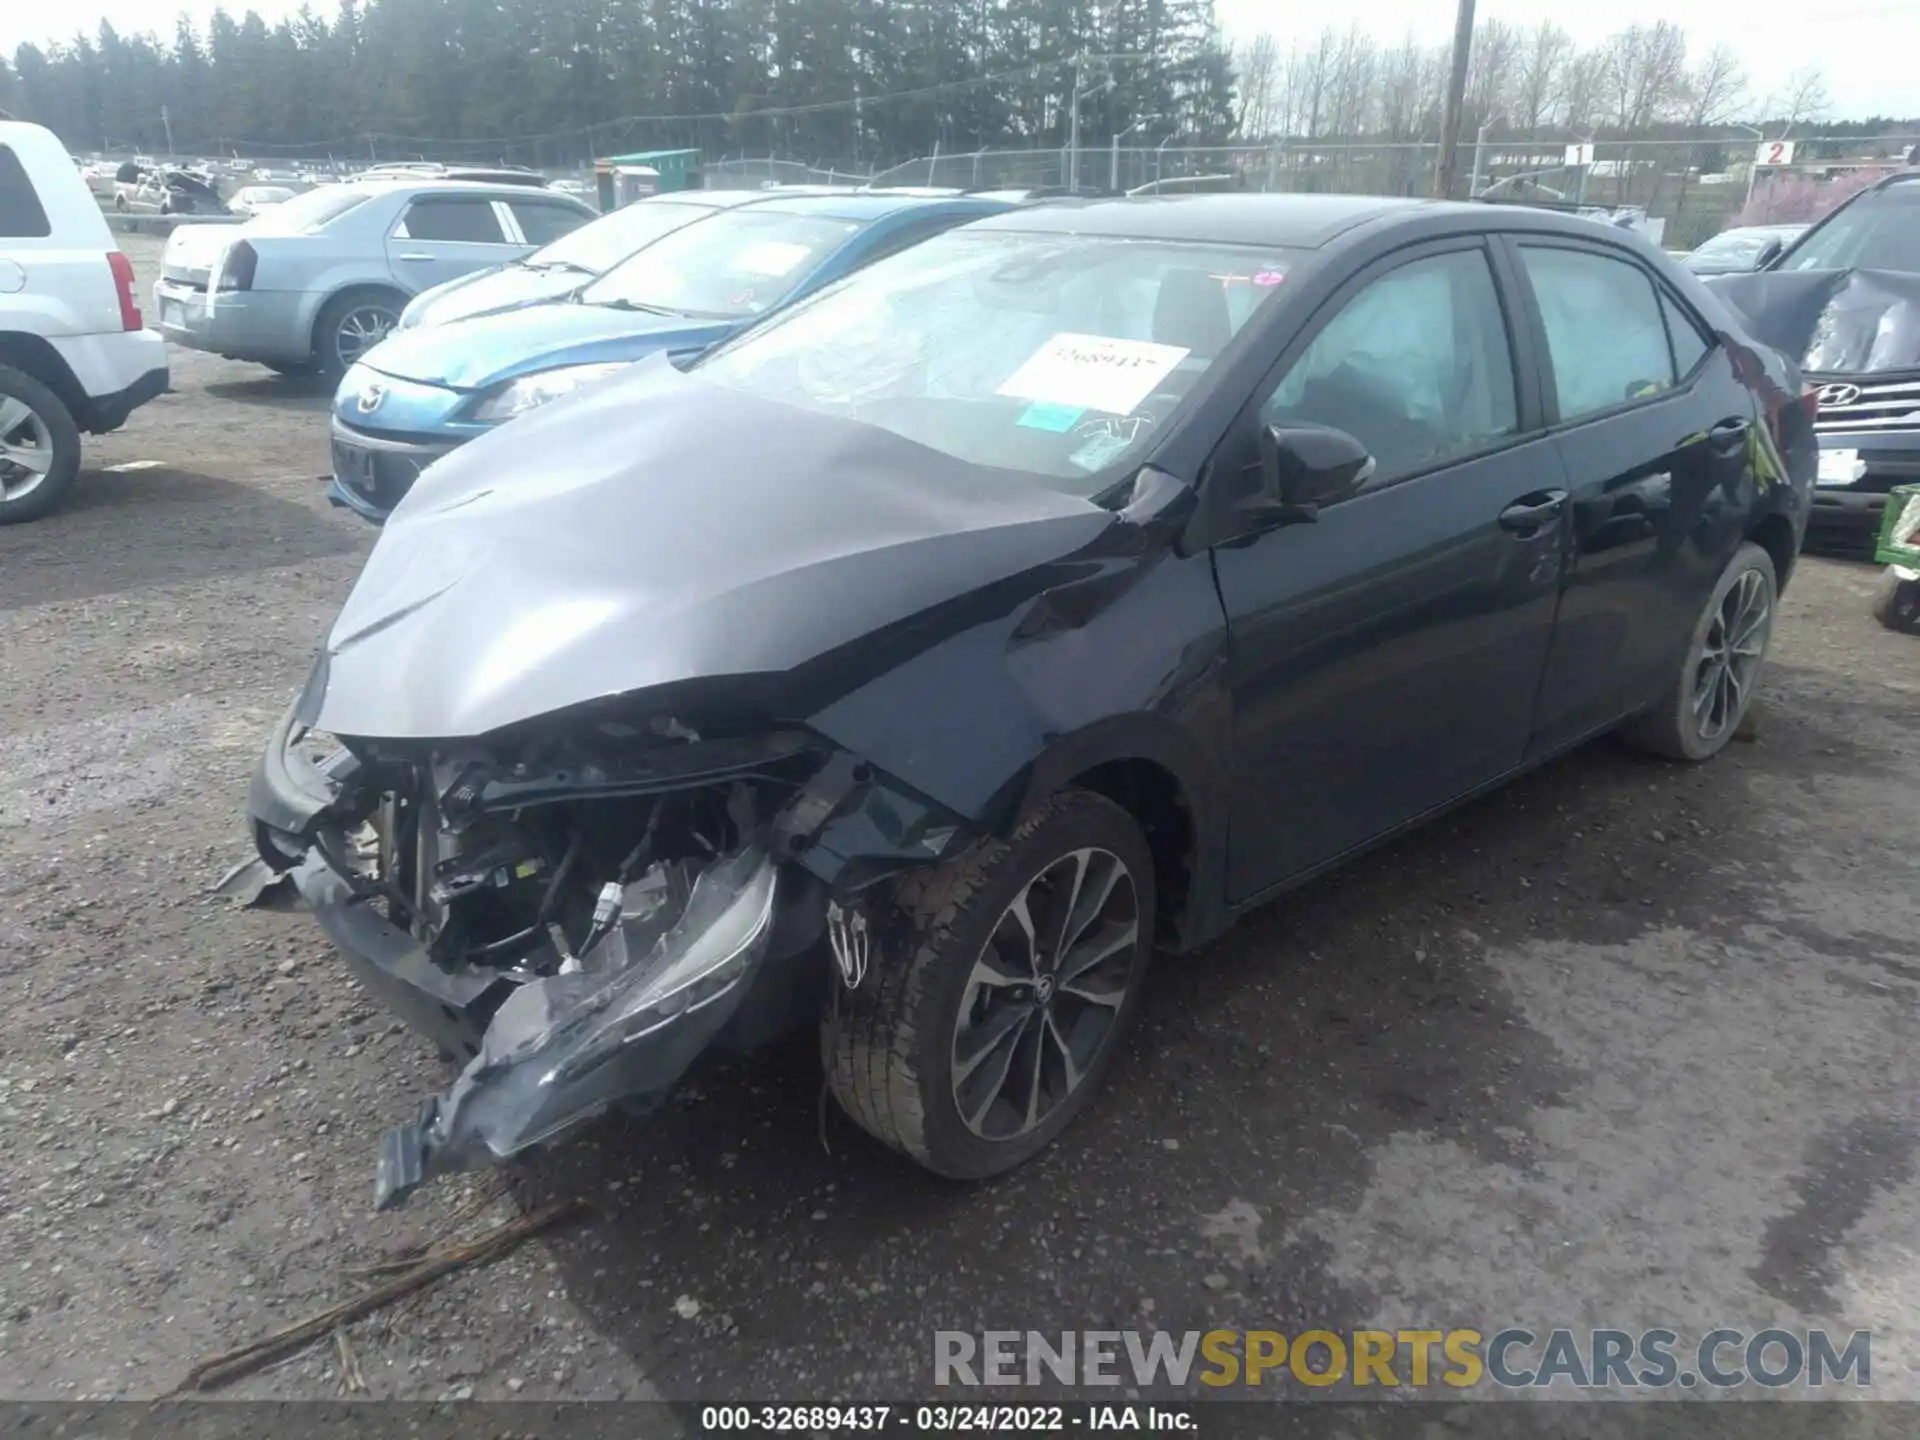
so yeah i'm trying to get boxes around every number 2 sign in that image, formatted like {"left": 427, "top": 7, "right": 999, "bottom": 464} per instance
{"left": 1755, "top": 140, "right": 1796, "bottom": 167}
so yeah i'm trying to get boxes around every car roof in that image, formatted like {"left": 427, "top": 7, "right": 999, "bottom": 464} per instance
{"left": 967, "top": 191, "right": 1652, "bottom": 250}
{"left": 732, "top": 191, "right": 1010, "bottom": 222}
{"left": 349, "top": 179, "right": 589, "bottom": 203}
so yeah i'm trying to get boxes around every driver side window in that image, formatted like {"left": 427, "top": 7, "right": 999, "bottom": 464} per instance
{"left": 1259, "top": 248, "right": 1518, "bottom": 489}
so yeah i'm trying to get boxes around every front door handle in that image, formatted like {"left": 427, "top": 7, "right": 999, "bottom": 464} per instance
{"left": 1708, "top": 417, "right": 1750, "bottom": 455}
{"left": 1498, "top": 489, "right": 1569, "bottom": 535}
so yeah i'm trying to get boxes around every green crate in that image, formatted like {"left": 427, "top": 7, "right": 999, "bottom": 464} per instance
{"left": 1874, "top": 485, "right": 1920, "bottom": 568}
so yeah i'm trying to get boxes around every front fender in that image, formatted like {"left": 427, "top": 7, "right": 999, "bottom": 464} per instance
{"left": 803, "top": 537, "right": 1233, "bottom": 936}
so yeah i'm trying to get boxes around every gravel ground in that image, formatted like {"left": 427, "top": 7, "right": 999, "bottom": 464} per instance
{"left": 1, "top": 235, "right": 1916, "bottom": 1406}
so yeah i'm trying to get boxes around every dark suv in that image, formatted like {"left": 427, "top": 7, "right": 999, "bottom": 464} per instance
{"left": 1707, "top": 170, "right": 1920, "bottom": 551}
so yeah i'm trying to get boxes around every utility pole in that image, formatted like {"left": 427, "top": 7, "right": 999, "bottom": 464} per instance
{"left": 161, "top": 105, "right": 174, "bottom": 157}
{"left": 1432, "top": 0, "right": 1476, "bottom": 199}
{"left": 1067, "top": 52, "right": 1084, "bottom": 194}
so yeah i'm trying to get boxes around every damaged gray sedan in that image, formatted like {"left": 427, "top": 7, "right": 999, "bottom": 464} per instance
{"left": 249, "top": 196, "right": 1811, "bottom": 1207}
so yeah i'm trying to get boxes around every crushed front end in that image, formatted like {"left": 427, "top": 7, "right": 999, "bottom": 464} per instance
{"left": 248, "top": 686, "right": 967, "bottom": 1209}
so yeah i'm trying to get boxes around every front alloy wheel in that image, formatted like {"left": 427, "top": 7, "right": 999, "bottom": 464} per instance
{"left": 825, "top": 790, "right": 1155, "bottom": 1179}
{"left": 951, "top": 846, "right": 1139, "bottom": 1142}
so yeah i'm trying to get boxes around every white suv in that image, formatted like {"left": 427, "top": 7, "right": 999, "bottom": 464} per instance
{"left": 0, "top": 122, "right": 169, "bottom": 523}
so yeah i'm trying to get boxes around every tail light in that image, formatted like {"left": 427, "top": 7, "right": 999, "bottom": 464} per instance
{"left": 106, "top": 251, "right": 141, "bottom": 330}
{"left": 215, "top": 240, "right": 257, "bottom": 293}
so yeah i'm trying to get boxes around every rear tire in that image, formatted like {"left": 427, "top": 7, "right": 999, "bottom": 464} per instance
{"left": 0, "top": 364, "right": 83, "bottom": 526}
{"left": 823, "top": 790, "right": 1154, "bottom": 1179}
{"left": 313, "top": 290, "right": 404, "bottom": 380}
{"left": 1619, "top": 541, "right": 1777, "bottom": 761}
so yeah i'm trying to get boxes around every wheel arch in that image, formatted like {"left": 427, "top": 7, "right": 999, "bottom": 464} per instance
{"left": 1748, "top": 509, "right": 1798, "bottom": 594}
{"left": 309, "top": 282, "right": 410, "bottom": 361}
{"left": 1011, "top": 716, "right": 1225, "bottom": 951}
{"left": 0, "top": 333, "right": 88, "bottom": 426}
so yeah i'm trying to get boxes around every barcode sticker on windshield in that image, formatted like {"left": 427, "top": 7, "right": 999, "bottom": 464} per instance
{"left": 996, "top": 333, "right": 1190, "bottom": 417}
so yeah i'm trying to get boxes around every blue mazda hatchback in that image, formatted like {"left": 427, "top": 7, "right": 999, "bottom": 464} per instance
{"left": 327, "top": 191, "right": 1015, "bottom": 520}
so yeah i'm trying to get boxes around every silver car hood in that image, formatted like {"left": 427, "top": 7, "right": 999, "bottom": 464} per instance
{"left": 313, "top": 358, "right": 1114, "bottom": 739}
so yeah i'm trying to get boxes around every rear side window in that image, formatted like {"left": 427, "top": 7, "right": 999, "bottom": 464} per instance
{"left": 0, "top": 147, "right": 52, "bottom": 239}
{"left": 1520, "top": 246, "right": 1676, "bottom": 421}
{"left": 1660, "top": 291, "right": 1712, "bottom": 379}
{"left": 509, "top": 200, "right": 587, "bottom": 245}
{"left": 397, "top": 198, "right": 506, "bottom": 243}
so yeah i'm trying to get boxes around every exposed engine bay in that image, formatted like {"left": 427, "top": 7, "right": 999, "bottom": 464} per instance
{"left": 250, "top": 702, "right": 971, "bottom": 1208}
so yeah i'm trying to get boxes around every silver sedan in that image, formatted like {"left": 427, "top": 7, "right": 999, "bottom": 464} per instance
{"left": 151, "top": 180, "right": 595, "bottom": 377}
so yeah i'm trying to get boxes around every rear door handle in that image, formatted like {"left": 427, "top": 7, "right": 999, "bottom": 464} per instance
{"left": 397, "top": 252, "right": 433, "bottom": 261}
{"left": 1708, "top": 417, "right": 1750, "bottom": 454}
{"left": 1498, "top": 489, "right": 1569, "bottom": 535}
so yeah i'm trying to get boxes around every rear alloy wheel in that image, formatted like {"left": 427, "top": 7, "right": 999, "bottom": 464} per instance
{"left": 1620, "top": 540, "right": 1777, "bottom": 761}
{"left": 0, "top": 365, "right": 83, "bottom": 525}
{"left": 824, "top": 790, "right": 1154, "bottom": 1179}
{"left": 315, "top": 292, "right": 402, "bottom": 379}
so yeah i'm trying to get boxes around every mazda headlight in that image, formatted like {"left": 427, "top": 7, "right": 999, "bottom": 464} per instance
{"left": 472, "top": 363, "right": 630, "bottom": 421}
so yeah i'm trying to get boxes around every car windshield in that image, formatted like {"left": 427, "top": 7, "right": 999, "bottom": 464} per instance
{"left": 579, "top": 209, "right": 862, "bottom": 317}
{"left": 252, "top": 186, "right": 372, "bottom": 233}
{"left": 525, "top": 200, "right": 713, "bottom": 276}
{"left": 694, "top": 229, "right": 1295, "bottom": 486}
{"left": 1779, "top": 187, "right": 1920, "bottom": 272}
{"left": 1689, "top": 230, "right": 1779, "bottom": 268}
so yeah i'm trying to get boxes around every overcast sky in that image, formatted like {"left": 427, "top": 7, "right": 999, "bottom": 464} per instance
{"left": 21, "top": 0, "right": 1920, "bottom": 122}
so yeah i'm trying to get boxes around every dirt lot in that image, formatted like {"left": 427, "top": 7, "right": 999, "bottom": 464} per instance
{"left": 1, "top": 235, "right": 1917, "bottom": 1406}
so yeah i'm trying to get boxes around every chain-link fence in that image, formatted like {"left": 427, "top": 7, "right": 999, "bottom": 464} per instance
{"left": 846, "top": 133, "right": 1917, "bottom": 248}
{"left": 701, "top": 155, "right": 876, "bottom": 188}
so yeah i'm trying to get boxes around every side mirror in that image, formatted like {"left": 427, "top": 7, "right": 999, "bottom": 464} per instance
{"left": 1242, "top": 423, "right": 1375, "bottom": 525}
{"left": 1754, "top": 237, "right": 1785, "bottom": 270}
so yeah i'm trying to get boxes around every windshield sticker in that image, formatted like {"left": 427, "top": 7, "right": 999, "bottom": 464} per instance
{"left": 1016, "top": 401, "right": 1086, "bottom": 433}
{"left": 1067, "top": 429, "right": 1137, "bottom": 472}
{"left": 733, "top": 240, "right": 814, "bottom": 278}
{"left": 996, "top": 333, "right": 1190, "bottom": 417}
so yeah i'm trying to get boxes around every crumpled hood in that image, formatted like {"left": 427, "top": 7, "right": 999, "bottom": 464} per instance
{"left": 1706, "top": 267, "right": 1920, "bottom": 375}
{"left": 406, "top": 265, "right": 589, "bottom": 331}
{"left": 313, "top": 357, "right": 1114, "bottom": 739}
{"left": 362, "top": 302, "right": 734, "bottom": 390}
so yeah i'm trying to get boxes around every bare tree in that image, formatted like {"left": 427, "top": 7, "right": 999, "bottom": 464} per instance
{"left": 1670, "top": 44, "right": 1746, "bottom": 234}
{"left": 1597, "top": 22, "right": 1688, "bottom": 201}
{"left": 1559, "top": 49, "right": 1602, "bottom": 134}
{"left": 1234, "top": 33, "right": 1280, "bottom": 138}
{"left": 1512, "top": 20, "right": 1568, "bottom": 136}
{"left": 1464, "top": 17, "right": 1516, "bottom": 128}
{"left": 1771, "top": 66, "right": 1830, "bottom": 130}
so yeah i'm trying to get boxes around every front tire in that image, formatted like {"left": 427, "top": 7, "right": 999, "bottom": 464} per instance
{"left": 824, "top": 790, "right": 1154, "bottom": 1179}
{"left": 0, "top": 365, "right": 83, "bottom": 525}
{"left": 1619, "top": 541, "right": 1777, "bottom": 761}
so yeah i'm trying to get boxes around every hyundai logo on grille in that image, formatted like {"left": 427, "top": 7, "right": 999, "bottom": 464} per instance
{"left": 1816, "top": 383, "right": 1862, "bottom": 408}
{"left": 356, "top": 383, "right": 386, "bottom": 414}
